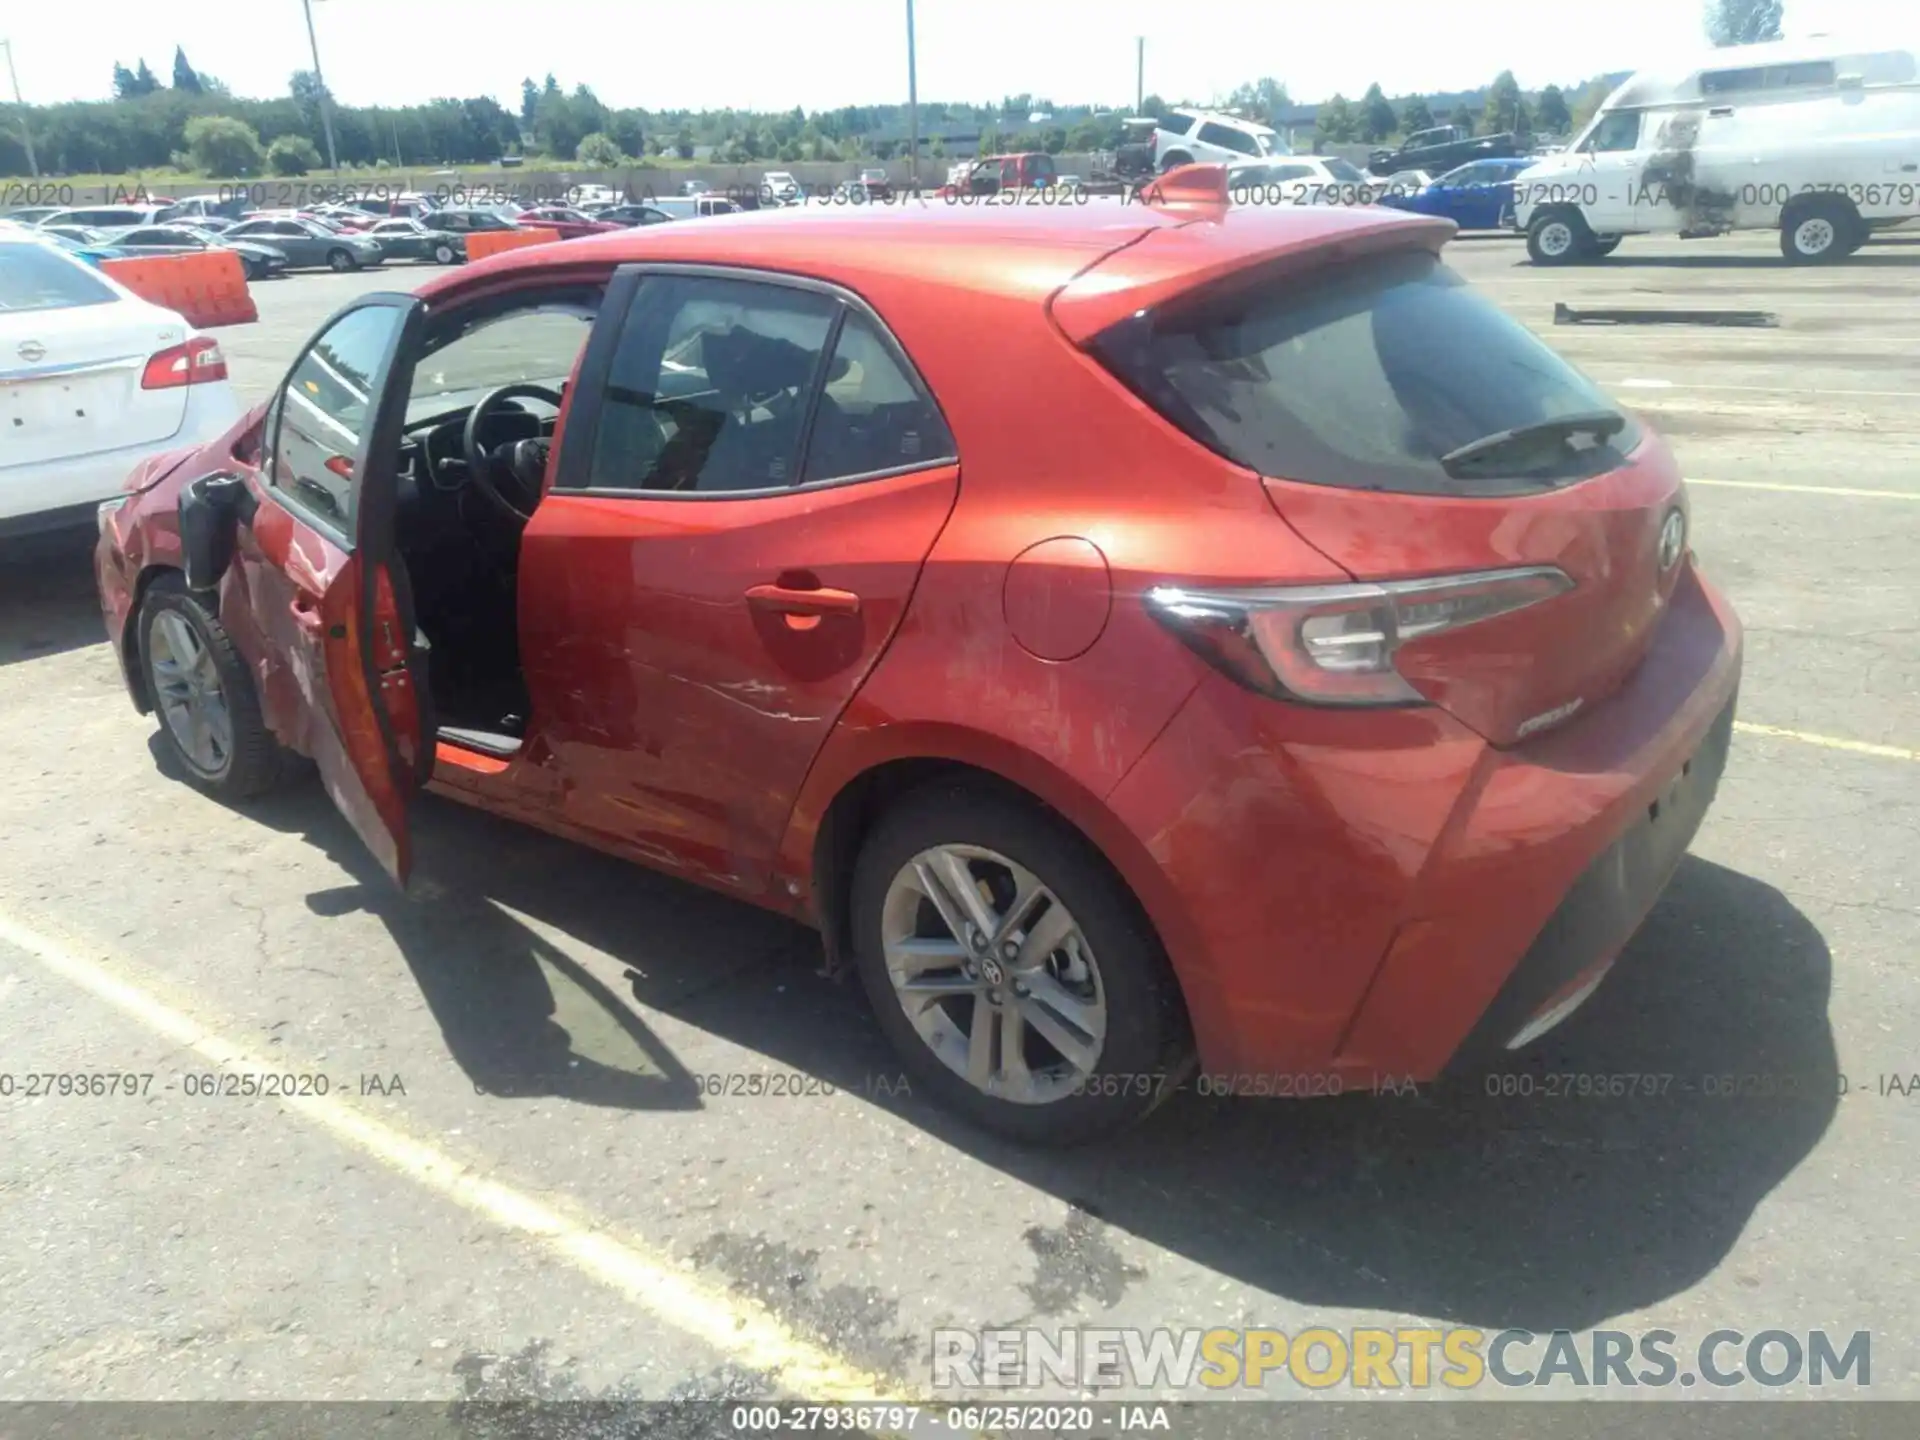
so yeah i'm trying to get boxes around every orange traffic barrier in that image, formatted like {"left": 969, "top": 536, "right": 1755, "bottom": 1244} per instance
{"left": 101, "top": 251, "right": 257, "bottom": 328}
{"left": 464, "top": 227, "right": 562, "bottom": 262}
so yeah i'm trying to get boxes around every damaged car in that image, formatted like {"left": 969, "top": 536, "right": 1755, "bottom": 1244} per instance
{"left": 94, "top": 175, "right": 1742, "bottom": 1145}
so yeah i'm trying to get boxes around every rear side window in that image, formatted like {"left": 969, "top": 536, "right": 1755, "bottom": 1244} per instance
{"left": 1199, "top": 122, "right": 1260, "bottom": 156}
{"left": 804, "top": 313, "right": 956, "bottom": 482}
{"left": 1091, "top": 249, "right": 1640, "bottom": 496}
{"left": 0, "top": 244, "right": 117, "bottom": 314}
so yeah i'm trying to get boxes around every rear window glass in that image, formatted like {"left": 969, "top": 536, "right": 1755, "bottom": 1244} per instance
{"left": 0, "top": 244, "right": 117, "bottom": 314}
{"left": 1091, "top": 248, "right": 1640, "bottom": 495}
{"left": 1321, "top": 157, "right": 1369, "bottom": 183}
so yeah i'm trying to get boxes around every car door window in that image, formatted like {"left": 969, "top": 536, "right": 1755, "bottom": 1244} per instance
{"left": 1199, "top": 122, "right": 1259, "bottom": 157}
{"left": 588, "top": 275, "right": 837, "bottom": 494}
{"left": 267, "top": 305, "right": 408, "bottom": 535}
{"left": 1584, "top": 111, "right": 1643, "bottom": 153}
{"left": 803, "top": 312, "right": 956, "bottom": 483}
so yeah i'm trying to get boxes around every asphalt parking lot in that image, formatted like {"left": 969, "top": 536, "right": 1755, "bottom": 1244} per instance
{"left": 2, "top": 224, "right": 1917, "bottom": 1420}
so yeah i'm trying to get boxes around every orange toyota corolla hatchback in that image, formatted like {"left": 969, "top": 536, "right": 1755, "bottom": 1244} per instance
{"left": 95, "top": 169, "right": 1741, "bottom": 1144}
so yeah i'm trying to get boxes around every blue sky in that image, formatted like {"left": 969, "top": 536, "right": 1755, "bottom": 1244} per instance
{"left": 5, "top": 0, "right": 1907, "bottom": 110}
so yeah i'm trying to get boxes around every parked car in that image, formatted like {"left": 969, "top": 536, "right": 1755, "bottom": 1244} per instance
{"left": 1154, "top": 109, "right": 1285, "bottom": 171}
{"left": 99, "top": 224, "right": 292, "bottom": 281}
{"left": 760, "top": 171, "right": 803, "bottom": 206}
{"left": 156, "top": 194, "right": 255, "bottom": 224}
{"left": 683, "top": 179, "right": 713, "bottom": 197}
{"left": 1226, "top": 155, "right": 1378, "bottom": 202}
{"left": 1377, "top": 168, "right": 1432, "bottom": 193}
{"left": 36, "top": 204, "right": 170, "bottom": 231}
{"left": 945, "top": 152, "right": 1060, "bottom": 196}
{"left": 92, "top": 195, "right": 1742, "bottom": 1144}
{"left": 1378, "top": 156, "right": 1540, "bottom": 230}
{"left": 306, "top": 203, "right": 377, "bottom": 232}
{"left": 26, "top": 228, "right": 130, "bottom": 266}
{"left": 179, "top": 215, "right": 239, "bottom": 235}
{"left": 222, "top": 216, "right": 387, "bottom": 271}
{"left": 591, "top": 202, "right": 676, "bottom": 226}
{"left": 595, "top": 197, "right": 741, "bottom": 225}
{"left": 513, "top": 206, "right": 626, "bottom": 240}
{"left": 2, "top": 231, "right": 239, "bottom": 539}
{"left": 1, "top": 205, "right": 65, "bottom": 226}
{"left": 426, "top": 206, "right": 530, "bottom": 236}
{"left": 349, "top": 194, "right": 442, "bottom": 221}
{"left": 1367, "top": 124, "right": 1522, "bottom": 178}
{"left": 1513, "top": 34, "right": 1920, "bottom": 264}
{"left": 365, "top": 217, "right": 468, "bottom": 265}
{"left": 858, "top": 167, "right": 893, "bottom": 200}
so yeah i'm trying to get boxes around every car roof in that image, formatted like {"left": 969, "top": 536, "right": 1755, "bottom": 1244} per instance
{"left": 423, "top": 194, "right": 1449, "bottom": 320}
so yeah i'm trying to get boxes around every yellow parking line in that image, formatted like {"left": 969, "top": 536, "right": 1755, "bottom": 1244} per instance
{"left": 1690, "top": 478, "right": 1920, "bottom": 500}
{"left": 0, "top": 909, "right": 895, "bottom": 1405}
{"left": 1734, "top": 721, "right": 1918, "bottom": 762}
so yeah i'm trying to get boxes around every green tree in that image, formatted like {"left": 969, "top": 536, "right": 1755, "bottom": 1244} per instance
{"left": 1316, "top": 95, "right": 1359, "bottom": 144}
{"left": 1450, "top": 104, "right": 1477, "bottom": 134}
{"left": 575, "top": 131, "right": 623, "bottom": 166}
{"left": 1227, "top": 77, "right": 1291, "bottom": 126}
{"left": 131, "top": 60, "right": 160, "bottom": 96}
{"left": 519, "top": 78, "right": 539, "bottom": 128}
{"left": 674, "top": 126, "right": 694, "bottom": 160}
{"left": 1399, "top": 95, "right": 1435, "bottom": 133}
{"left": 930, "top": 135, "right": 946, "bottom": 159}
{"left": 112, "top": 63, "right": 139, "bottom": 100}
{"left": 1570, "top": 81, "right": 1611, "bottom": 130}
{"left": 1534, "top": 83, "right": 1572, "bottom": 134}
{"left": 183, "top": 114, "right": 265, "bottom": 176}
{"left": 171, "top": 46, "right": 203, "bottom": 93}
{"left": 1706, "top": 0, "right": 1784, "bottom": 46}
{"left": 1139, "top": 93, "right": 1168, "bottom": 121}
{"left": 266, "top": 133, "right": 322, "bottom": 175}
{"left": 1360, "top": 84, "right": 1397, "bottom": 142}
{"left": 1483, "top": 70, "right": 1524, "bottom": 134}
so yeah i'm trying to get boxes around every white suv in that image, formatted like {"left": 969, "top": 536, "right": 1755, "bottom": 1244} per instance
{"left": 1154, "top": 110, "right": 1284, "bottom": 171}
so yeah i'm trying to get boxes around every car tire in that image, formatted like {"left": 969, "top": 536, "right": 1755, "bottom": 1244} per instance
{"left": 138, "top": 573, "right": 290, "bottom": 802}
{"left": 327, "top": 248, "right": 356, "bottom": 272}
{"left": 1589, "top": 236, "right": 1622, "bottom": 257}
{"left": 850, "top": 780, "right": 1194, "bottom": 1146}
{"left": 1526, "top": 208, "right": 1593, "bottom": 265}
{"left": 1158, "top": 150, "right": 1194, "bottom": 173}
{"left": 432, "top": 242, "right": 457, "bottom": 265}
{"left": 1780, "top": 198, "right": 1860, "bottom": 264}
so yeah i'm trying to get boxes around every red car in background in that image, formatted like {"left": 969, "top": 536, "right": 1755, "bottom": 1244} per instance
{"left": 93, "top": 166, "right": 1741, "bottom": 1146}
{"left": 513, "top": 205, "right": 625, "bottom": 239}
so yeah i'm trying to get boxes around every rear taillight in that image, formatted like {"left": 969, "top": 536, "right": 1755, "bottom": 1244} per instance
{"left": 141, "top": 336, "right": 228, "bottom": 390}
{"left": 1147, "top": 566, "right": 1573, "bottom": 707}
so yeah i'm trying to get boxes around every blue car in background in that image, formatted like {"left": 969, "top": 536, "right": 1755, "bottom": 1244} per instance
{"left": 1379, "top": 156, "right": 1537, "bottom": 231}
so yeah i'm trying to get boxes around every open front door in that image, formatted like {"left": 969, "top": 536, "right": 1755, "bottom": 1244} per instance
{"left": 228, "top": 292, "right": 430, "bottom": 886}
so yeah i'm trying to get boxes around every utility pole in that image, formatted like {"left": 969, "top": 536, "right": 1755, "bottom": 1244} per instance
{"left": 1136, "top": 37, "right": 1144, "bottom": 115}
{"left": 1, "top": 39, "right": 38, "bottom": 179}
{"left": 906, "top": 0, "right": 919, "bottom": 190}
{"left": 301, "top": 0, "right": 341, "bottom": 173}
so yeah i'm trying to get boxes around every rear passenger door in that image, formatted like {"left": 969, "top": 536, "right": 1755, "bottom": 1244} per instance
{"left": 519, "top": 267, "right": 961, "bottom": 896}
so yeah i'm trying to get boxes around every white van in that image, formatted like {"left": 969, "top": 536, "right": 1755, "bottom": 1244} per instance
{"left": 1511, "top": 34, "right": 1920, "bottom": 264}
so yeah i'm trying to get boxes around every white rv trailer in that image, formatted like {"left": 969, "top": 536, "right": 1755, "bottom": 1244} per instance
{"left": 1510, "top": 34, "right": 1920, "bottom": 264}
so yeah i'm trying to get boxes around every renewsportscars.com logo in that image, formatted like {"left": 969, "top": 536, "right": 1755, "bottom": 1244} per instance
{"left": 931, "top": 1326, "right": 1871, "bottom": 1392}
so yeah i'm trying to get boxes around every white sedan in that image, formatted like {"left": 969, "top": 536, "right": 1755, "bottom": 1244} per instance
{"left": 1, "top": 231, "right": 241, "bottom": 540}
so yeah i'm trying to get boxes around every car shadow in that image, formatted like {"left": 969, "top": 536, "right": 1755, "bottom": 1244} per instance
{"left": 190, "top": 751, "right": 1837, "bottom": 1334}
{"left": 0, "top": 525, "right": 108, "bottom": 669}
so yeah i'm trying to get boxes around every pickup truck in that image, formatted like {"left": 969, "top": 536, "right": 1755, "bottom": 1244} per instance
{"left": 1367, "top": 124, "right": 1522, "bottom": 178}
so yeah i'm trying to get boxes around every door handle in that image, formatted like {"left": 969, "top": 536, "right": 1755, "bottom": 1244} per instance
{"left": 745, "top": 583, "right": 861, "bottom": 617}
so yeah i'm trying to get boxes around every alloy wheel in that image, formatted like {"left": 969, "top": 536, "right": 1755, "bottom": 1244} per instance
{"left": 1538, "top": 220, "right": 1574, "bottom": 257}
{"left": 880, "top": 844, "right": 1107, "bottom": 1105}
{"left": 149, "top": 611, "right": 233, "bottom": 777}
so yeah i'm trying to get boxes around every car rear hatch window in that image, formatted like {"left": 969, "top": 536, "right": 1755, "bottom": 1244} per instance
{"left": 0, "top": 244, "right": 118, "bottom": 314}
{"left": 1090, "top": 247, "right": 1640, "bottom": 498}
{"left": 1082, "top": 234, "right": 1684, "bottom": 746}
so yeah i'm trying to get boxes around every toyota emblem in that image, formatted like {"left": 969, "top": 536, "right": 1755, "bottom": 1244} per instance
{"left": 17, "top": 340, "right": 46, "bottom": 364}
{"left": 1657, "top": 509, "right": 1686, "bottom": 571}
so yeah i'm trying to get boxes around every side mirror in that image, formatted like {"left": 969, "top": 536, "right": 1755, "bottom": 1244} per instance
{"left": 177, "top": 472, "right": 254, "bottom": 596}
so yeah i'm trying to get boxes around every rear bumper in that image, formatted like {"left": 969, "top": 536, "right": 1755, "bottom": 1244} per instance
{"left": 0, "top": 384, "right": 241, "bottom": 526}
{"left": 1106, "top": 559, "right": 1744, "bottom": 1082}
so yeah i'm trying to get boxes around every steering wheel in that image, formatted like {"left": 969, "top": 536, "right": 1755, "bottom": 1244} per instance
{"left": 462, "top": 383, "right": 564, "bottom": 524}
